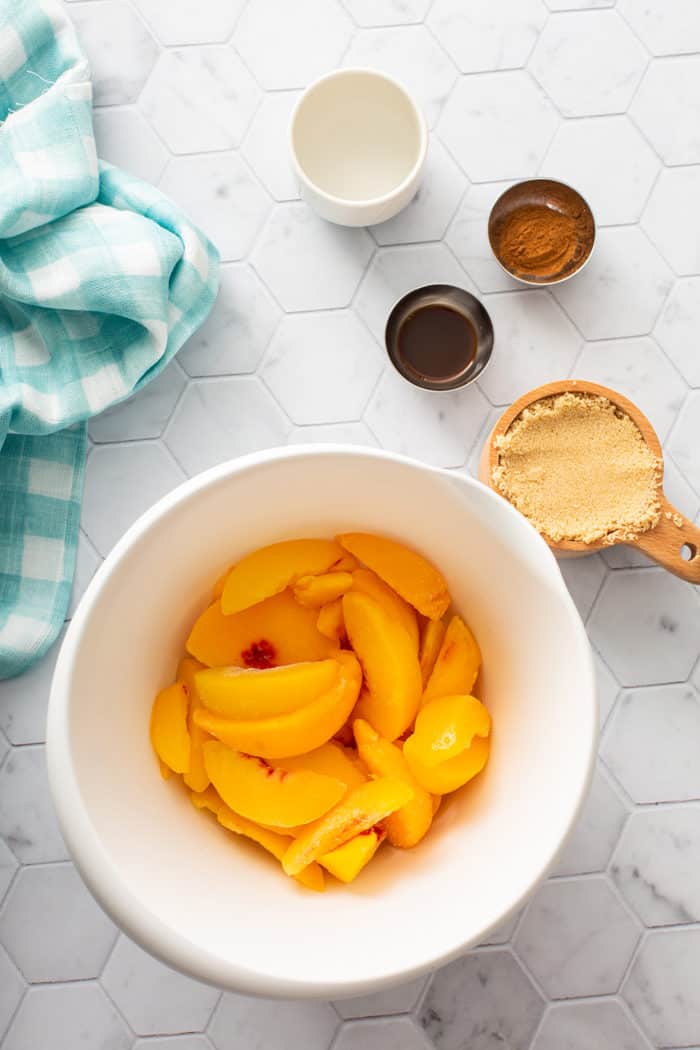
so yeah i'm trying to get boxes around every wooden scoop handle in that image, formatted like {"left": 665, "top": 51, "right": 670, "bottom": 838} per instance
{"left": 631, "top": 497, "right": 700, "bottom": 583}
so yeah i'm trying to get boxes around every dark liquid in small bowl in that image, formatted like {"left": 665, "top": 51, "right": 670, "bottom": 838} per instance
{"left": 397, "top": 304, "right": 477, "bottom": 383}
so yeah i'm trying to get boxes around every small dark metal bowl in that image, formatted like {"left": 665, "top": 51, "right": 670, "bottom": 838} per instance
{"left": 488, "top": 178, "right": 596, "bottom": 286}
{"left": 385, "top": 284, "right": 494, "bottom": 392}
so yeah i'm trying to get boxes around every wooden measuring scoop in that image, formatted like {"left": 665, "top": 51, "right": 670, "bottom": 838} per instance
{"left": 479, "top": 380, "right": 700, "bottom": 584}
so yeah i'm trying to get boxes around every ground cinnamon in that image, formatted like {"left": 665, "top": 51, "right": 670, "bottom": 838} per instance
{"left": 490, "top": 183, "right": 594, "bottom": 282}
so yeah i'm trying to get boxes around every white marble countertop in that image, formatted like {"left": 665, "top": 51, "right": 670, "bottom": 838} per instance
{"left": 2, "top": 1, "right": 700, "bottom": 1048}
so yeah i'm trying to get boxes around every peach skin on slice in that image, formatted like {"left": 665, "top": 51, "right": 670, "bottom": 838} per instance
{"left": 178, "top": 656, "right": 210, "bottom": 793}
{"left": 221, "top": 538, "right": 344, "bottom": 615}
{"left": 404, "top": 735, "right": 490, "bottom": 795}
{"left": 202, "top": 742, "right": 345, "bottom": 827}
{"left": 422, "top": 615, "right": 482, "bottom": 707}
{"left": 283, "top": 776, "right": 413, "bottom": 876}
{"left": 342, "top": 591, "right": 422, "bottom": 741}
{"left": 150, "top": 682, "right": 190, "bottom": 775}
{"left": 316, "top": 598, "right": 345, "bottom": 642}
{"left": 320, "top": 828, "right": 385, "bottom": 883}
{"left": 194, "top": 651, "right": 362, "bottom": 759}
{"left": 270, "top": 741, "right": 367, "bottom": 790}
{"left": 409, "top": 694, "right": 491, "bottom": 768}
{"left": 187, "top": 590, "right": 335, "bottom": 669}
{"left": 338, "top": 532, "right": 450, "bottom": 621}
{"left": 350, "top": 568, "right": 419, "bottom": 650}
{"left": 419, "top": 619, "right": 446, "bottom": 686}
{"left": 353, "top": 718, "right": 433, "bottom": 849}
{"left": 194, "top": 659, "right": 340, "bottom": 720}
{"left": 215, "top": 802, "right": 325, "bottom": 892}
{"left": 293, "top": 572, "right": 353, "bottom": 608}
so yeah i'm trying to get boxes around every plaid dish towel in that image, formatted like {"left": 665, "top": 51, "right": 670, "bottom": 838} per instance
{"left": 0, "top": 0, "right": 219, "bottom": 678}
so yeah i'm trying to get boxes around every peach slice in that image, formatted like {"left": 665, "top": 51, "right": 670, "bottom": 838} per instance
{"left": 404, "top": 735, "right": 490, "bottom": 795}
{"left": 329, "top": 553, "right": 360, "bottom": 573}
{"left": 271, "top": 741, "right": 367, "bottom": 790}
{"left": 320, "top": 828, "right": 384, "bottom": 883}
{"left": 293, "top": 572, "right": 353, "bottom": 608}
{"left": 351, "top": 568, "right": 419, "bottom": 650}
{"left": 408, "top": 695, "right": 491, "bottom": 767}
{"left": 202, "top": 742, "right": 345, "bottom": 827}
{"left": 186, "top": 590, "right": 335, "bottom": 669}
{"left": 158, "top": 759, "right": 172, "bottom": 780}
{"left": 338, "top": 532, "right": 450, "bottom": 621}
{"left": 419, "top": 619, "right": 446, "bottom": 686}
{"left": 194, "top": 659, "right": 340, "bottom": 720}
{"left": 150, "top": 682, "right": 190, "bottom": 775}
{"left": 211, "top": 564, "right": 235, "bottom": 601}
{"left": 190, "top": 785, "right": 223, "bottom": 816}
{"left": 282, "top": 776, "right": 414, "bottom": 876}
{"left": 422, "top": 615, "right": 482, "bottom": 707}
{"left": 194, "top": 651, "right": 362, "bottom": 758}
{"left": 221, "top": 538, "right": 344, "bottom": 615}
{"left": 177, "top": 656, "right": 210, "bottom": 793}
{"left": 216, "top": 803, "right": 325, "bottom": 892}
{"left": 353, "top": 719, "right": 433, "bottom": 848}
{"left": 342, "top": 591, "right": 422, "bottom": 741}
{"left": 316, "top": 598, "right": 345, "bottom": 642}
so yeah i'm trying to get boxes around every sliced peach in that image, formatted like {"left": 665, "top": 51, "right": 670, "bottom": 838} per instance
{"left": 353, "top": 718, "right": 433, "bottom": 848}
{"left": 194, "top": 659, "right": 340, "bottom": 720}
{"left": 150, "top": 682, "right": 190, "bottom": 775}
{"left": 211, "top": 563, "right": 235, "bottom": 601}
{"left": 342, "top": 591, "right": 422, "bottom": 741}
{"left": 404, "top": 735, "right": 490, "bottom": 795}
{"left": 422, "top": 615, "right": 482, "bottom": 707}
{"left": 202, "top": 742, "right": 345, "bottom": 827}
{"left": 158, "top": 758, "right": 172, "bottom": 780}
{"left": 190, "top": 784, "right": 224, "bottom": 815}
{"left": 221, "top": 538, "right": 344, "bottom": 615}
{"left": 293, "top": 572, "right": 353, "bottom": 608}
{"left": 419, "top": 619, "right": 446, "bottom": 686}
{"left": 283, "top": 776, "right": 414, "bottom": 876}
{"left": 329, "top": 552, "right": 360, "bottom": 573}
{"left": 338, "top": 532, "right": 450, "bottom": 620}
{"left": 186, "top": 590, "right": 335, "bottom": 669}
{"left": 270, "top": 741, "right": 367, "bottom": 790}
{"left": 351, "top": 568, "right": 419, "bottom": 650}
{"left": 409, "top": 695, "right": 491, "bottom": 767}
{"left": 178, "top": 656, "right": 210, "bottom": 793}
{"left": 317, "top": 598, "right": 345, "bottom": 642}
{"left": 216, "top": 803, "right": 325, "bottom": 892}
{"left": 320, "top": 828, "right": 384, "bottom": 883}
{"left": 194, "top": 651, "right": 362, "bottom": 758}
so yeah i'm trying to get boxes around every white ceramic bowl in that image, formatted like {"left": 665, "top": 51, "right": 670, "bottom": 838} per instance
{"left": 47, "top": 447, "right": 596, "bottom": 999}
{"left": 289, "top": 68, "right": 428, "bottom": 227}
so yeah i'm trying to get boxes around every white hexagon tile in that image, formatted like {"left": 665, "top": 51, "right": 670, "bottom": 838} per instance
{"left": 4, "top": 2, "right": 700, "bottom": 1050}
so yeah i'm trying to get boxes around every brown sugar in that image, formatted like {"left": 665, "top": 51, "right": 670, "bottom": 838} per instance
{"left": 492, "top": 392, "right": 662, "bottom": 545}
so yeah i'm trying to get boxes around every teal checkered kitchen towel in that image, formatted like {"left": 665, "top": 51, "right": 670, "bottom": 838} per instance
{"left": 0, "top": 0, "right": 219, "bottom": 677}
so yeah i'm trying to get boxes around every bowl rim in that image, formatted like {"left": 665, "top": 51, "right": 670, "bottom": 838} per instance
{"left": 47, "top": 445, "right": 596, "bottom": 999}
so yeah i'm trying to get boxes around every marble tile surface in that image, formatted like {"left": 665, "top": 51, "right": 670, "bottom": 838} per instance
{"left": 4, "top": 3, "right": 700, "bottom": 1049}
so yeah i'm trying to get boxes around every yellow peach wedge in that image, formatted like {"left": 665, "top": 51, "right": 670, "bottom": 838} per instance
{"left": 177, "top": 656, "right": 210, "bottom": 793}
{"left": 215, "top": 803, "right": 325, "bottom": 892}
{"left": 404, "top": 735, "right": 490, "bottom": 795}
{"left": 419, "top": 618, "right": 446, "bottom": 686}
{"left": 150, "top": 682, "right": 190, "bottom": 775}
{"left": 194, "top": 659, "right": 340, "bottom": 720}
{"left": 283, "top": 776, "right": 414, "bottom": 876}
{"left": 194, "top": 651, "right": 362, "bottom": 758}
{"left": 190, "top": 785, "right": 224, "bottom": 816}
{"left": 329, "top": 552, "right": 360, "bottom": 573}
{"left": 270, "top": 741, "right": 367, "bottom": 790}
{"left": 409, "top": 695, "right": 491, "bottom": 768}
{"left": 186, "top": 590, "right": 335, "bottom": 669}
{"left": 320, "top": 828, "right": 385, "bottom": 883}
{"left": 338, "top": 532, "right": 450, "bottom": 620}
{"left": 342, "top": 591, "right": 422, "bottom": 741}
{"left": 211, "top": 564, "right": 235, "bottom": 601}
{"left": 221, "top": 538, "right": 344, "bottom": 615}
{"left": 350, "top": 568, "right": 419, "bottom": 650}
{"left": 353, "top": 718, "right": 433, "bottom": 849}
{"left": 293, "top": 572, "right": 354, "bottom": 608}
{"left": 422, "top": 615, "right": 482, "bottom": 707}
{"left": 316, "top": 598, "right": 345, "bottom": 642}
{"left": 202, "top": 742, "right": 345, "bottom": 828}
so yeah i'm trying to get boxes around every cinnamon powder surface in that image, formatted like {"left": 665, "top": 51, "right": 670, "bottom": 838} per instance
{"left": 492, "top": 392, "right": 662, "bottom": 544}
